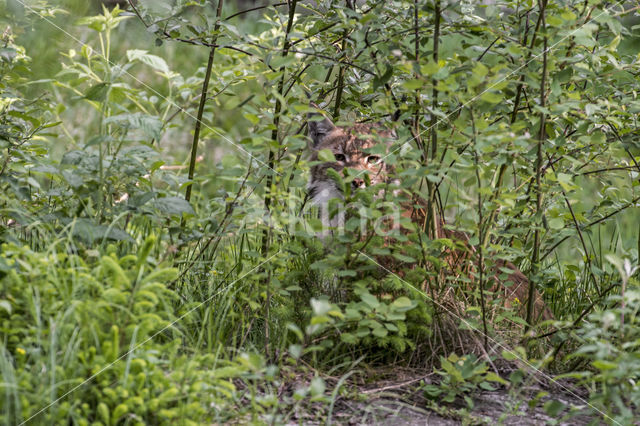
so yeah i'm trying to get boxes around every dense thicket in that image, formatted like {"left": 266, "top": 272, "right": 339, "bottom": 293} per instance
{"left": 0, "top": 0, "right": 638, "bottom": 424}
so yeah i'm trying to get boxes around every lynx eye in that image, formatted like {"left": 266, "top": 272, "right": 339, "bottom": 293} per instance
{"left": 367, "top": 155, "right": 381, "bottom": 164}
{"left": 334, "top": 153, "right": 346, "bottom": 162}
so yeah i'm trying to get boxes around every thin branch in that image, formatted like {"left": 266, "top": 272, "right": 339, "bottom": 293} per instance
{"left": 526, "top": 0, "right": 547, "bottom": 329}
{"left": 171, "top": 164, "right": 254, "bottom": 286}
{"left": 261, "top": 0, "right": 299, "bottom": 360}
{"left": 471, "top": 108, "right": 489, "bottom": 351}
{"left": 223, "top": 2, "right": 287, "bottom": 21}
{"left": 128, "top": 0, "right": 255, "bottom": 57}
{"left": 247, "top": 42, "right": 376, "bottom": 76}
{"left": 541, "top": 194, "right": 640, "bottom": 261}
{"left": 185, "top": 0, "right": 224, "bottom": 203}
{"left": 362, "top": 374, "right": 434, "bottom": 394}
{"left": 547, "top": 153, "right": 598, "bottom": 289}
{"left": 290, "top": 22, "right": 339, "bottom": 47}
{"left": 430, "top": 0, "right": 440, "bottom": 162}
{"left": 510, "top": 2, "right": 545, "bottom": 123}
{"left": 333, "top": 0, "right": 354, "bottom": 119}
{"left": 477, "top": 36, "right": 500, "bottom": 61}
{"left": 580, "top": 165, "right": 639, "bottom": 176}
{"left": 534, "top": 283, "right": 617, "bottom": 340}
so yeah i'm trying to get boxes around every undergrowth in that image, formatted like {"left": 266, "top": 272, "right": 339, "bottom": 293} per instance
{"left": 1, "top": 0, "right": 639, "bottom": 424}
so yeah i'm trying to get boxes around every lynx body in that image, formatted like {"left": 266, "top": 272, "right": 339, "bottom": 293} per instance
{"left": 305, "top": 108, "right": 553, "bottom": 322}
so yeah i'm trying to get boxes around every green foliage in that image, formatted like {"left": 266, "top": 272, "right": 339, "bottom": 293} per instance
{"left": 560, "top": 272, "right": 640, "bottom": 424}
{"left": 423, "top": 353, "right": 508, "bottom": 409}
{"left": 0, "top": 239, "right": 246, "bottom": 424}
{"left": 303, "top": 288, "right": 426, "bottom": 354}
{"left": 1, "top": 0, "right": 640, "bottom": 423}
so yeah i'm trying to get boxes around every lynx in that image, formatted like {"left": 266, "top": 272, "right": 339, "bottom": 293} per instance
{"left": 306, "top": 107, "right": 553, "bottom": 322}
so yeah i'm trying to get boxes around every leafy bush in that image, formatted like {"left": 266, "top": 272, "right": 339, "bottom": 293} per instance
{"left": 423, "top": 353, "right": 507, "bottom": 409}
{"left": 303, "top": 288, "right": 427, "bottom": 355}
{"left": 561, "top": 263, "right": 640, "bottom": 424}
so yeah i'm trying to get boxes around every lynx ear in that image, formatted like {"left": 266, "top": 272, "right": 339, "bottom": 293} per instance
{"left": 308, "top": 104, "right": 336, "bottom": 148}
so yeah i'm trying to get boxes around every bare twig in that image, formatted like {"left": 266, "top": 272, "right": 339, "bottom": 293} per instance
{"left": 361, "top": 375, "right": 434, "bottom": 394}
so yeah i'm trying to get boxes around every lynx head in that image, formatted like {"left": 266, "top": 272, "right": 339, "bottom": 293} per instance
{"left": 307, "top": 107, "right": 397, "bottom": 205}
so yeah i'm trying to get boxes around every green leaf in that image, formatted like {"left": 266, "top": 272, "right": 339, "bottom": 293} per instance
{"left": 309, "top": 377, "right": 325, "bottom": 397}
{"left": 480, "top": 91, "right": 502, "bottom": 104}
{"left": 373, "top": 65, "right": 393, "bottom": 89}
{"left": 0, "top": 47, "right": 18, "bottom": 62}
{"left": 0, "top": 300, "right": 12, "bottom": 314}
{"left": 592, "top": 360, "right": 617, "bottom": 371}
{"left": 502, "top": 350, "right": 517, "bottom": 361}
{"left": 548, "top": 218, "right": 564, "bottom": 230}
{"left": 243, "top": 113, "right": 259, "bottom": 125}
{"left": 472, "top": 62, "right": 488, "bottom": 78}
{"left": 105, "top": 113, "right": 162, "bottom": 140}
{"left": 372, "top": 327, "right": 388, "bottom": 337}
{"left": 392, "top": 253, "right": 416, "bottom": 263}
{"left": 361, "top": 293, "right": 380, "bottom": 309}
{"left": 340, "top": 333, "right": 358, "bottom": 344}
{"left": 311, "top": 298, "right": 332, "bottom": 316}
{"left": 270, "top": 55, "right": 297, "bottom": 69}
{"left": 0, "top": 258, "right": 11, "bottom": 272}
{"left": 85, "top": 82, "right": 109, "bottom": 101}
{"left": 153, "top": 197, "right": 195, "bottom": 216}
{"left": 62, "top": 170, "right": 83, "bottom": 188}
{"left": 288, "top": 344, "right": 302, "bottom": 359}
{"left": 402, "top": 79, "right": 423, "bottom": 90}
{"left": 543, "top": 400, "right": 565, "bottom": 417}
{"left": 557, "top": 173, "right": 575, "bottom": 191}
{"left": 464, "top": 395, "right": 474, "bottom": 409}
{"left": 61, "top": 150, "right": 85, "bottom": 165}
{"left": 391, "top": 296, "right": 415, "bottom": 312}
{"left": 423, "top": 384, "right": 442, "bottom": 398}
{"left": 75, "top": 16, "right": 106, "bottom": 32}
{"left": 97, "top": 402, "right": 110, "bottom": 424}
{"left": 85, "top": 135, "right": 114, "bottom": 147}
{"left": 70, "top": 219, "right": 133, "bottom": 244}
{"left": 317, "top": 149, "right": 336, "bottom": 162}
{"left": 555, "top": 68, "right": 572, "bottom": 84}
{"left": 127, "top": 49, "right": 170, "bottom": 74}
{"left": 212, "top": 366, "right": 244, "bottom": 379}
{"left": 485, "top": 372, "right": 508, "bottom": 385}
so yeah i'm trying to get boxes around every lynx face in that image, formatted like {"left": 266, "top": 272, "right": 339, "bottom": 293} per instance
{"left": 307, "top": 111, "right": 396, "bottom": 206}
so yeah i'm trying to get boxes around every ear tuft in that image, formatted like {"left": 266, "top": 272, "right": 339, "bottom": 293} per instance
{"left": 308, "top": 103, "right": 335, "bottom": 148}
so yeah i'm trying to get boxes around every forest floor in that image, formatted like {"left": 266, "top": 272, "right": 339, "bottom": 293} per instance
{"left": 283, "top": 366, "right": 597, "bottom": 425}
